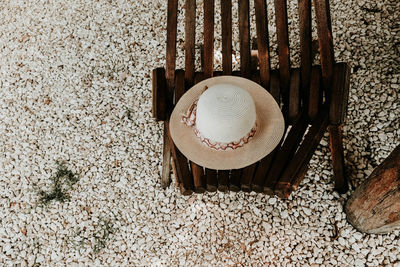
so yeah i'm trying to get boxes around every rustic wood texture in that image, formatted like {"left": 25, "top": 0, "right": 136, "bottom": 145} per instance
{"left": 167, "top": 122, "right": 193, "bottom": 195}
{"left": 161, "top": 123, "right": 172, "bottom": 188}
{"left": 204, "top": 0, "right": 215, "bottom": 78}
{"left": 308, "top": 66, "right": 322, "bottom": 121}
{"left": 192, "top": 162, "right": 206, "bottom": 193}
{"left": 170, "top": 69, "right": 193, "bottom": 194}
{"left": 152, "top": 68, "right": 167, "bottom": 121}
{"left": 298, "top": 0, "right": 312, "bottom": 100}
{"left": 288, "top": 69, "right": 301, "bottom": 123}
{"left": 255, "top": 0, "right": 270, "bottom": 89}
{"left": 230, "top": 169, "right": 242, "bottom": 192}
{"left": 239, "top": 0, "right": 251, "bottom": 78}
{"left": 262, "top": 148, "right": 281, "bottom": 195}
{"left": 266, "top": 114, "right": 308, "bottom": 191}
{"left": 221, "top": 0, "right": 232, "bottom": 75}
{"left": 205, "top": 168, "right": 218, "bottom": 192}
{"left": 240, "top": 163, "right": 257, "bottom": 192}
{"left": 328, "top": 124, "right": 348, "bottom": 193}
{"left": 329, "top": 62, "right": 350, "bottom": 125}
{"left": 269, "top": 70, "right": 280, "bottom": 101}
{"left": 185, "top": 0, "right": 196, "bottom": 87}
{"left": 314, "top": 0, "right": 334, "bottom": 91}
{"left": 218, "top": 170, "right": 230, "bottom": 191}
{"left": 274, "top": 0, "right": 290, "bottom": 112}
{"left": 346, "top": 144, "right": 400, "bottom": 234}
{"left": 275, "top": 107, "right": 329, "bottom": 198}
{"left": 252, "top": 153, "right": 274, "bottom": 193}
{"left": 153, "top": 0, "right": 349, "bottom": 197}
{"left": 166, "top": 0, "right": 179, "bottom": 91}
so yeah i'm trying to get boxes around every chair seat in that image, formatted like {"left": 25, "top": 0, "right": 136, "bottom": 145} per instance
{"left": 152, "top": 62, "right": 350, "bottom": 198}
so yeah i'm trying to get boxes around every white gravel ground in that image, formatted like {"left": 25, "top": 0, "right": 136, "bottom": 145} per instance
{"left": 0, "top": 0, "right": 399, "bottom": 266}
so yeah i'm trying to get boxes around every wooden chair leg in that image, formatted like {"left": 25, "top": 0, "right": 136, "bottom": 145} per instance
{"left": 161, "top": 123, "right": 172, "bottom": 188}
{"left": 328, "top": 124, "right": 348, "bottom": 193}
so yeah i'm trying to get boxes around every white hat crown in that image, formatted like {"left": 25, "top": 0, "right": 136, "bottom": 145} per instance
{"left": 195, "top": 84, "right": 256, "bottom": 143}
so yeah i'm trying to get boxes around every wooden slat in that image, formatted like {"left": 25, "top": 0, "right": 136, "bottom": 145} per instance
{"left": 252, "top": 153, "right": 274, "bottom": 193}
{"left": 239, "top": 0, "right": 251, "bottom": 78}
{"left": 205, "top": 168, "right": 218, "bottom": 192}
{"left": 185, "top": 0, "right": 196, "bottom": 87}
{"left": 298, "top": 0, "right": 312, "bottom": 100}
{"left": 240, "top": 163, "right": 257, "bottom": 192}
{"left": 167, "top": 123, "right": 193, "bottom": 195}
{"left": 328, "top": 124, "right": 348, "bottom": 193}
{"left": 254, "top": 0, "right": 270, "bottom": 89}
{"left": 161, "top": 123, "right": 172, "bottom": 188}
{"left": 170, "top": 70, "right": 194, "bottom": 194}
{"left": 288, "top": 69, "right": 301, "bottom": 122}
{"left": 266, "top": 114, "right": 308, "bottom": 191}
{"left": 269, "top": 70, "right": 280, "bottom": 102}
{"left": 152, "top": 68, "right": 167, "bottom": 121}
{"left": 274, "top": 0, "right": 291, "bottom": 108}
{"left": 166, "top": 0, "right": 179, "bottom": 91}
{"left": 187, "top": 71, "right": 208, "bottom": 193}
{"left": 218, "top": 170, "right": 229, "bottom": 191}
{"left": 221, "top": 0, "right": 232, "bottom": 75}
{"left": 308, "top": 66, "right": 322, "bottom": 121}
{"left": 192, "top": 162, "right": 206, "bottom": 193}
{"left": 329, "top": 63, "right": 350, "bottom": 125}
{"left": 230, "top": 169, "right": 242, "bottom": 192}
{"left": 314, "top": 0, "right": 334, "bottom": 91}
{"left": 175, "top": 70, "right": 186, "bottom": 100}
{"left": 275, "top": 107, "right": 329, "bottom": 198}
{"left": 204, "top": 0, "right": 215, "bottom": 79}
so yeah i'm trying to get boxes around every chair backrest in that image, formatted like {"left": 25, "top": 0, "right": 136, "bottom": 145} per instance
{"left": 165, "top": 0, "right": 335, "bottom": 117}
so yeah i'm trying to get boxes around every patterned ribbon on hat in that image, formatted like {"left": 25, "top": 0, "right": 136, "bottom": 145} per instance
{"left": 181, "top": 100, "right": 257, "bottom": 151}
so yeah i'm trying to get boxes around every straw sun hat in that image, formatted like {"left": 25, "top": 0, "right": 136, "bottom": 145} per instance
{"left": 169, "top": 76, "right": 285, "bottom": 170}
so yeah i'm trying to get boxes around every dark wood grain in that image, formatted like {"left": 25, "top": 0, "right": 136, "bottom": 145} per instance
{"left": 266, "top": 114, "right": 308, "bottom": 192}
{"left": 170, "top": 70, "right": 194, "bottom": 193}
{"left": 252, "top": 153, "right": 275, "bottom": 193}
{"left": 239, "top": 0, "right": 251, "bottom": 78}
{"left": 274, "top": 0, "right": 291, "bottom": 108}
{"left": 166, "top": 0, "right": 179, "bottom": 91}
{"left": 192, "top": 162, "right": 206, "bottom": 193}
{"left": 298, "top": 0, "right": 312, "bottom": 100}
{"left": 254, "top": 0, "right": 270, "bottom": 89}
{"left": 161, "top": 123, "right": 171, "bottom": 188}
{"left": 308, "top": 66, "right": 322, "bottom": 121}
{"left": 288, "top": 69, "right": 301, "bottom": 123}
{"left": 240, "top": 163, "right": 257, "bottom": 192}
{"left": 185, "top": 0, "right": 196, "bottom": 87}
{"left": 221, "top": 0, "right": 232, "bottom": 75}
{"left": 314, "top": 0, "right": 334, "bottom": 91}
{"left": 329, "top": 62, "right": 350, "bottom": 125}
{"left": 167, "top": 122, "right": 193, "bottom": 195}
{"left": 230, "top": 169, "right": 242, "bottom": 192}
{"left": 269, "top": 70, "right": 280, "bottom": 102}
{"left": 152, "top": 68, "right": 167, "bottom": 121}
{"left": 328, "top": 124, "right": 348, "bottom": 193}
{"left": 218, "top": 170, "right": 230, "bottom": 191}
{"left": 275, "top": 107, "right": 329, "bottom": 198}
{"left": 175, "top": 69, "right": 186, "bottom": 101}
{"left": 205, "top": 168, "right": 218, "bottom": 192}
{"left": 204, "top": 0, "right": 215, "bottom": 79}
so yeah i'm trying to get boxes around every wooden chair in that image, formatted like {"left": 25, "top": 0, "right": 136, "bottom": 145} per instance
{"left": 152, "top": 0, "right": 350, "bottom": 198}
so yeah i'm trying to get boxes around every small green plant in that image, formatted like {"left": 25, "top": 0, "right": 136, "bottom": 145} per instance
{"left": 68, "top": 214, "right": 118, "bottom": 257}
{"left": 93, "top": 217, "right": 117, "bottom": 254}
{"left": 37, "top": 161, "right": 79, "bottom": 204}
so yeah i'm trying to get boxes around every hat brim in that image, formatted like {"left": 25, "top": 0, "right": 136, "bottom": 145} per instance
{"left": 170, "top": 76, "right": 285, "bottom": 170}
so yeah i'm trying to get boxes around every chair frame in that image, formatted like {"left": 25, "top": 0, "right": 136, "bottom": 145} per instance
{"left": 152, "top": 0, "right": 350, "bottom": 198}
